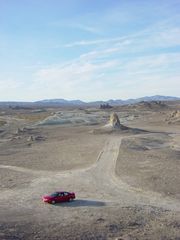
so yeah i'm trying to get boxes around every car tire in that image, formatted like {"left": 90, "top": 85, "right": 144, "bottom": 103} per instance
{"left": 51, "top": 200, "right": 55, "bottom": 204}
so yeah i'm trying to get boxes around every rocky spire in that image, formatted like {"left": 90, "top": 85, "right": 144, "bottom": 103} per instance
{"left": 109, "top": 112, "right": 121, "bottom": 128}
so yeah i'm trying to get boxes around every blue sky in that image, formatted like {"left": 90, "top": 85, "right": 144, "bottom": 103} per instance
{"left": 0, "top": 0, "right": 180, "bottom": 101}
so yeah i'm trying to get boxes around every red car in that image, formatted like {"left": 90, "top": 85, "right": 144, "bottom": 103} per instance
{"left": 42, "top": 191, "right": 75, "bottom": 204}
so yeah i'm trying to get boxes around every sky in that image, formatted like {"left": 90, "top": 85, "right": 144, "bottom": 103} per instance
{"left": 0, "top": 0, "right": 180, "bottom": 101}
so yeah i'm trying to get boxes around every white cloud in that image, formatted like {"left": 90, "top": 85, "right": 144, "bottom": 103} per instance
{"left": 79, "top": 45, "right": 129, "bottom": 61}
{"left": 50, "top": 20, "right": 100, "bottom": 35}
{"left": 69, "top": 23, "right": 100, "bottom": 34}
{"left": 64, "top": 16, "right": 180, "bottom": 51}
{"left": 64, "top": 36, "right": 129, "bottom": 47}
{"left": 123, "top": 53, "right": 180, "bottom": 74}
{"left": 24, "top": 58, "right": 119, "bottom": 101}
{"left": 23, "top": 49, "right": 179, "bottom": 101}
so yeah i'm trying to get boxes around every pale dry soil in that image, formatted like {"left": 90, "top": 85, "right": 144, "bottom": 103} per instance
{"left": 0, "top": 108, "right": 180, "bottom": 240}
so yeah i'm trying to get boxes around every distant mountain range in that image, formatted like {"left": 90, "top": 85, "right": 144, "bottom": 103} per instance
{"left": 35, "top": 95, "right": 180, "bottom": 106}
{"left": 0, "top": 95, "right": 179, "bottom": 107}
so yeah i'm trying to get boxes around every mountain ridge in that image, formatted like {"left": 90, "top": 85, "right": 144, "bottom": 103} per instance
{"left": 35, "top": 95, "right": 180, "bottom": 106}
{"left": 0, "top": 95, "right": 179, "bottom": 107}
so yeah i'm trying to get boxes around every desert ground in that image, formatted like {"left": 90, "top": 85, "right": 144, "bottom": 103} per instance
{"left": 0, "top": 101, "right": 180, "bottom": 240}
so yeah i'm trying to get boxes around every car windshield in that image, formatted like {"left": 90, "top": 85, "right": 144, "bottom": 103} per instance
{"left": 50, "top": 192, "right": 58, "bottom": 197}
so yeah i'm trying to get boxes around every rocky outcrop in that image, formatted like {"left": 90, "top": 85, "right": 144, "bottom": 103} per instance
{"left": 109, "top": 113, "right": 121, "bottom": 128}
{"left": 27, "top": 135, "right": 46, "bottom": 141}
{"left": 93, "top": 112, "right": 128, "bottom": 134}
{"left": 166, "top": 110, "right": 180, "bottom": 124}
{"left": 100, "top": 103, "right": 113, "bottom": 109}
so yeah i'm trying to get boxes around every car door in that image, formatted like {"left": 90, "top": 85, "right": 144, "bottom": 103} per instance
{"left": 57, "top": 193, "right": 64, "bottom": 202}
{"left": 60, "top": 192, "right": 69, "bottom": 202}
{"left": 52, "top": 192, "right": 59, "bottom": 202}
{"left": 63, "top": 192, "right": 70, "bottom": 201}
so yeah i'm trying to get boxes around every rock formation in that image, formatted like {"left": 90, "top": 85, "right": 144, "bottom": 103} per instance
{"left": 93, "top": 112, "right": 129, "bottom": 134}
{"left": 100, "top": 103, "right": 113, "bottom": 109}
{"left": 166, "top": 110, "right": 180, "bottom": 124}
{"left": 27, "top": 135, "right": 46, "bottom": 141}
{"left": 109, "top": 112, "right": 121, "bottom": 128}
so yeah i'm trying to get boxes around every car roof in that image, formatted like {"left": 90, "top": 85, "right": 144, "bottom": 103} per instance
{"left": 56, "top": 191, "right": 68, "bottom": 193}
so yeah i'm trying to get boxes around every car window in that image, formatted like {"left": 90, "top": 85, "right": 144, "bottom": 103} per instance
{"left": 50, "top": 192, "right": 58, "bottom": 197}
{"left": 64, "top": 192, "right": 69, "bottom": 196}
{"left": 58, "top": 193, "right": 64, "bottom": 197}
